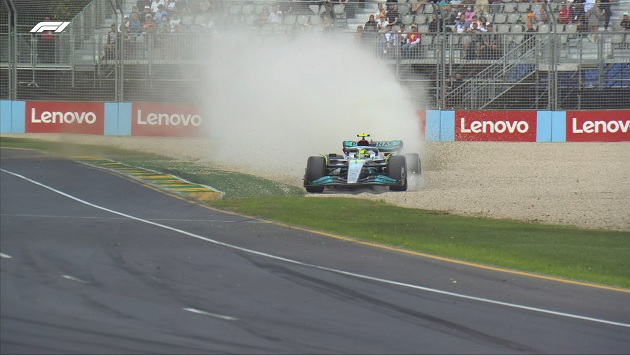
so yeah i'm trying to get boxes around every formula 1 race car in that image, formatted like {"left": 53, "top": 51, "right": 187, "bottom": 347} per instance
{"left": 303, "top": 133, "right": 421, "bottom": 193}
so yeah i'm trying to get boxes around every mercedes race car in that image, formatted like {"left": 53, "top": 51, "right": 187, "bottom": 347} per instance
{"left": 304, "top": 134, "right": 421, "bottom": 193}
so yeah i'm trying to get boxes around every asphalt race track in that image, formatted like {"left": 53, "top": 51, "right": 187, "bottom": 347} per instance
{"left": 1, "top": 148, "right": 629, "bottom": 354}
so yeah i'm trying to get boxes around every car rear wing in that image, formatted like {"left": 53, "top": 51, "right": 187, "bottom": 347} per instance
{"left": 343, "top": 140, "right": 403, "bottom": 153}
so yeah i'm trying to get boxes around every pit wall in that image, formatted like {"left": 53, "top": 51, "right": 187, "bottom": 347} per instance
{"left": 1, "top": 100, "right": 629, "bottom": 142}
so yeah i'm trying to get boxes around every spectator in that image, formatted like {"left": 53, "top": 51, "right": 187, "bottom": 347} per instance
{"left": 169, "top": 9, "right": 183, "bottom": 30}
{"left": 151, "top": 0, "right": 165, "bottom": 13}
{"left": 380, "top": 23, "right": 392, "bottom": 55}
{"left": 523, "top": 15, "right": 538, "bottom": 51}
{"left": 475, "top": 0, "right": 489, "bottom": 16}
{"left": 386, "top": 0, "right": 399, "bottom": 10}
{"left": 323, "top": 1, "right": 335, "bottom": 21}
{"left": 166, "top": 0, "right": 176, "bottom": 13}
{"left": 142, "top": 13, "right": 156, "bottom": 33}
{"left": 256, "top": 6, "right": 270, "bottom": 27}
{"left": 478, "top": 15, "right": 488, "bottom": 32}
{"left": 376, "top": 13, "right": 388, "bottom": 31}
{"left": 136, "top": 0, "right": 151, "bottom": 10}
{"left": 464, "top": 21, "right": 482, "bottom": 59}
{"left": 621, "top": 12, "right": 630, "bottom": 31}
{"left": 157, "top": 15, "right": 171, "bottom": 32}
{"left": 586, "top": 0, "right": 603, "bottom": 41}
{"left": 103, "top": 23, "right": 118, "bottom": 60}
{"left": 365, "top": 14, "right": 379, "bottom": 32}
{"left": 464, "top": 6, "right": 476, "bottom": 26}
{"left": 559, "top": 2, "right": 572, "bottom": 25}
{"left": 375, "top": 3, "right": 386, "bottom": 17}
{"left": 398, "top": 23, "right": 408, "bottom": 46}
{"left": 525, "top": 15, "right": 537, "bottom": 39}
{"left": 532, "top": 0, "right": 548, "bottom": 24}
{"left": 584, "top": 0, "right": 595, "bottom": 13}
{"left": 131, "top": 5, "right": 140, "bottom": 18}
{"left": 572, "top": 3, "right": 588, "bottom": 32}
{"left": 119, "top": 14, "right": 130, "bottom": 32}
{"left": 444, "top": 6, "right": 458, "bottom": 25}
{"left": 154, "top": 4, "right": 168, "bottom": 23}
{"left": 279, "top": 2, "right": 294, "bottom": 15}
{"left": 455, "top": 12, "right": 467, "bottom": 33}
{"left": 38, "top": 17, "right": 56, "bottom": 63}
{"left": 356, "top": 24, "right": 366, "bottom": 41}
{"left": 129, "top": 13, "right": 142, "bottom": 35}
{"left": 142, "top": 5, "right": 154, "bottom": 18}
{"left": 402, "top": 24, "right": 421, "bottom": 57}
{"left": 479, "top": 23, "right": 500, "bottom": 59}
{"left": 383, "top": 23, "right": 399, "bottom": 55}
{"left": 386, "top": 3, "right": 400, "bottom": 26}
{"left": 269, "top": 3, "right": 283, "bottom": 25}
{"left": 327, "top": 0, "right": 354, "bottom": 19}
{"left": 411, "top": 1, "right": 422, "bottom": 15}
{"left": 429, "top": 13, "right": 444, "bottom": 32}
{"left": 526, "top": 12, "right": 537, "bottom": 31}
{"left": 599, "top": 0, "right": 611, "bottom": 31}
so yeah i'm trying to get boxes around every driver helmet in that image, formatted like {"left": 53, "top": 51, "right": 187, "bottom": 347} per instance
{"left": 357, "top": 133, "right": 371, "bottom": 146}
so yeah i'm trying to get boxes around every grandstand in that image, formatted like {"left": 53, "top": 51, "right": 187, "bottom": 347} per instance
{"left": 1, "top": 0, "right": 629, "bottom": 109}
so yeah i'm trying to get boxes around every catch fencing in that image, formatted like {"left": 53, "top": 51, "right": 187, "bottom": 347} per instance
{"left": 1, "top": 0, "right": 629, "bottom": 109}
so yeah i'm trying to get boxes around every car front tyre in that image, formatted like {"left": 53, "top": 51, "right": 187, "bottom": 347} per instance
{"left": 305, "top": 156, "right": 326, "bottom": 193}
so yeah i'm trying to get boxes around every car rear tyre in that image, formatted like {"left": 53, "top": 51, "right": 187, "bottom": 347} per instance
{"left": 404, "top": 153, "right": 421, "bottom": 175}
{"left": 388, "top": 155, "right": 408, "bottom": 191}
{"left": 305, "top": 156, "right": 326, "bottom": 193}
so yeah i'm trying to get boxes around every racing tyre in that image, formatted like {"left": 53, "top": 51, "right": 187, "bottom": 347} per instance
{"left": 387, "top": 155, "right": 407, "bottom": 191}
{"left": 305, "top": 156, "right": 326, "bottom": 193}
{"left": 404, "top": 153, "right": 421, "bottom": 175}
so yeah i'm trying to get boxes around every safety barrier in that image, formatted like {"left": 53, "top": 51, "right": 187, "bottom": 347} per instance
{"left": 2, "top": 100, "right": 628, "bottom": 142}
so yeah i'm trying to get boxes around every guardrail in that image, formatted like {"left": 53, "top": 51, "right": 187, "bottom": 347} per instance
{"left": 1, "top": 100, "right": 628, "bottom": 142}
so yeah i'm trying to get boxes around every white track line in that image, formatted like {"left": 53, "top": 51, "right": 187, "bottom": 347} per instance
{"left": 61, "top": 274, "right": 90, "bottom": 284}
{"left": 0, "top": 213, "right": 263, "bottom": 223}
{"left": 2, "top": 168, "right": 629, "bottom": 329}
{"left": 183, "top": 307, "right": 238, "bottom": 321}
{"left": 0, "top": 252, "right": 13, "bottom": 259}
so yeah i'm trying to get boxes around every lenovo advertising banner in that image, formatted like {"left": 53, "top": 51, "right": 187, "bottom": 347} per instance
{"left": 455, "top": 111, "right": 538, "bottom": 142}
{"left": 566, "top": 111, "right": 630, "bottom": 142}
{"left": 132, "top": 103, "right": 206, "bottom": 137}
{"left": 26, "top": 101, "right": 105, "bottom": 135}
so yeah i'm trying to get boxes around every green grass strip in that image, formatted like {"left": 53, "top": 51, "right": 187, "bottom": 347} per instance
{"left": 208, "top": 196, "right": 630, "bottom": 288}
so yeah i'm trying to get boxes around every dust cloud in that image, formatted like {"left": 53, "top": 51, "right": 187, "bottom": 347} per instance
{"left": 194, "top": 31, "right": 426, "bottom": 179}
